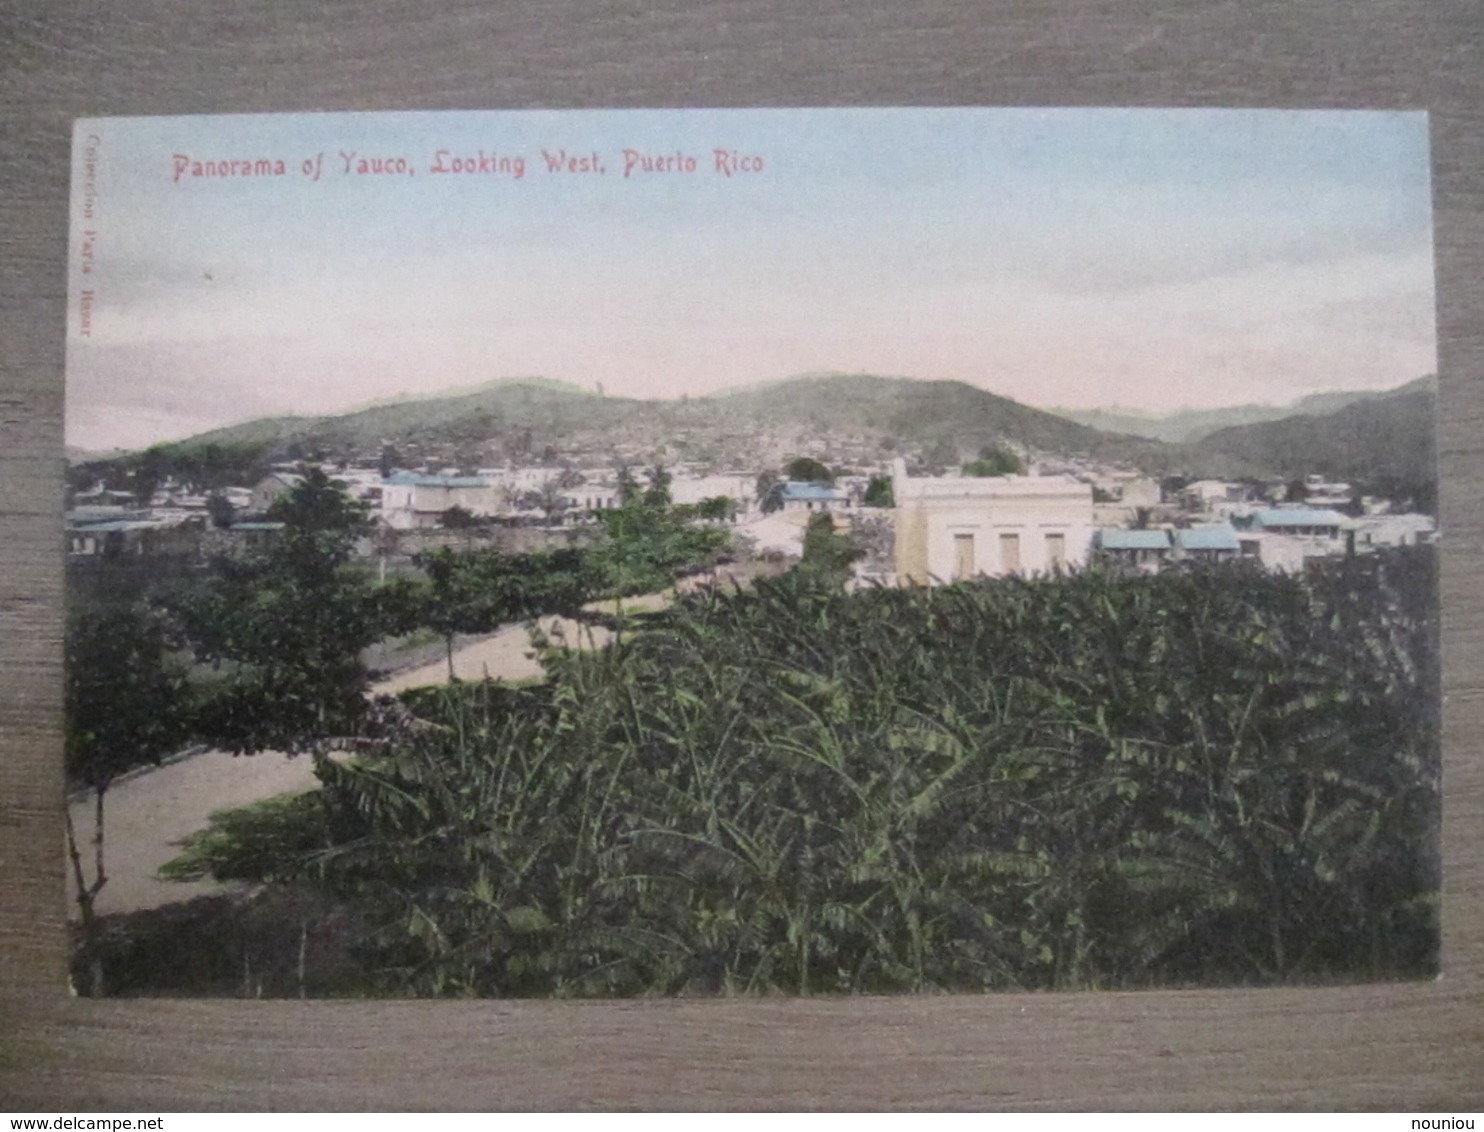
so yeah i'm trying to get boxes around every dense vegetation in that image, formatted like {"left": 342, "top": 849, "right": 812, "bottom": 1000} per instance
{"left": 69, "top": 438, "right": 276, "bottom": 503}
{"left": 151, "top": 549, "right": 1439, "bottom": 997}
{"left": 65, "top": 467, "right": 730, "bottom": 988}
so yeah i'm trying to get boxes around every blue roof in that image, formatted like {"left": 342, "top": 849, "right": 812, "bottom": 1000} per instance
{"left": 1176, "top": 524, "right": 1241, "bottom": 552}
{"left": 384, "top": 473, "right": 490, "bottom": 487}
{"left": 66, "top": 519, "right": 163, "bottom": 533}
{"left": 1254, "top": 508, "right": 1348, "bottom": 529}
{"left": 1098, "top": 529, "right": 1171, "bottom": 550}
{"left": 68, "top": 508, "right": 150, "bottom": 525}
{"left": 780, "top": 481, "right": 841, "bottom": 501}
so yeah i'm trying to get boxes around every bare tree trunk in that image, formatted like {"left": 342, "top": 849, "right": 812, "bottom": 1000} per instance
{"left": 298, "top": 916, "right": 309, "bottom": 999}
{"left": 1271, "top": 914, "right": 1287, "bottom": 981}
{"left": 64, "top": 786, "right": 110, "bottom": 995}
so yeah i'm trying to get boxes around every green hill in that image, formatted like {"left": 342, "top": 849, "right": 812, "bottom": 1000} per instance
{"left": 1049, "top": 386, "right": 1411, "bottom": 444}
{"left": 701, "top": 373, "right": 1178, "bottom": 468}
{"left": 1190, "top": 378, "right": 1436, "bottom": 492}
{"left": 71, "top": 373, "right": 1435, "bottom": 500}
{"left": 175, "top": 378, "right": 637, "bottom": 454}
{"left": 101, "top": 373, "right": 1183, "bottom": 473}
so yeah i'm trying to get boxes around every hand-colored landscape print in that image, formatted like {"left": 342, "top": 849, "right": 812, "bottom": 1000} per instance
{"left": 65, "top": 108, "right": 1439, "bottom": 997}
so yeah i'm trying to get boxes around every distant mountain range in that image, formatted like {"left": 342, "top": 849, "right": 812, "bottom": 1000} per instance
{"left": 73, "top": 373, "right": 1436, "bottom": 495}
{"left": 1193, "top": 377, "right": 1437, "bottom": 490}
{"left": 1047, "top": 382, "right": 1430, "bottom": 445}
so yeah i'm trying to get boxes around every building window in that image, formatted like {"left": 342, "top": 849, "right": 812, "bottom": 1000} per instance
{"left": 953, "top": 533, "right": 975, "bottom": 580}
{"left": 1000, "top": 532, "right": 1021, "bottom": 574}
{"left": 1045, "top": 532, "right": 1065, "bottom": 567}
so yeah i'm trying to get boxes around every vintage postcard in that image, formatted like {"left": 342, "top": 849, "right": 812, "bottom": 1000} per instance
{"left": 64, "top": 108, "right": 1440, "bottom": 998}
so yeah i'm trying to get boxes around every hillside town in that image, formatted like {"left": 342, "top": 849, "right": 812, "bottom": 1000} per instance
{"left": 66, "top": 440, "right": 1438, "bottom": 585}
{"left": 61, "top": 408, "right": 1443, "bottom": 1000}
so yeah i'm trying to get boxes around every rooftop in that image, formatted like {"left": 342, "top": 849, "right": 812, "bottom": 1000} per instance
{"left": 894, "top": 474, "right": 1088, "bottom": 502}
{"left": 1176, "top": 524, "right": 1241, "bottom": 552}
{"left": 384, "top": 473, "right": 492, "bottom": 488}
{"left": 1097, "top": 529, "right": 1172, "bottom": 551}
{"left": 1254, "top": 508, "right": 1351, "bottom": 529}
{"left": 780, "top": 481, "right": 843, "bottom": 501}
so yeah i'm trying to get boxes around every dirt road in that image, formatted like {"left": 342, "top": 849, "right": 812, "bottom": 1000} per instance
{"left": 68, "top": 596, "right": 668, "bottom": 917}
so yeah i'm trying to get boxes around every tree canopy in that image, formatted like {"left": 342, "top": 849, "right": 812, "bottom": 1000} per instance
{"left": 176, "top": 468, "right": 380, "bottom": 754}
{"left": 863, "top": 474, "right": 894, "bottom": 508}
{"left": 164, "top": 549, "right": 1439, "bottom": 997}
{"left": 785, "top": 456, "right": 833, "bottom": 484}
{"left": 962, "top": 446, "right": 1023, "bottom": 478}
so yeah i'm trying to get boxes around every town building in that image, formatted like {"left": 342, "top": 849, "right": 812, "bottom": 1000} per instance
{"left": 779, "top": 481, "right": 850, "bottom": 514}
{"left": 892, "top": 458, "right": 1094, "bottom": 583}
{"left": 669, "top": 473, "right": 758, "bottom": 516}
{"left": 65, "top": 508, "right": 199, "bottom": 558}
{"left": 1095, "top": 528, "right": 1172, "bottom": 573}
{"left": 1173, "top": 523, "right": 1242, "bottom": 562}
{"left": 1298, "top": 473, "right": 1354, "bottom": 509}
{"left": 561, "top": 481, "right": 622, "bottom": 514}
{"left": 380, "top": 472, "right": 505, "bottom": 530}
{"left": 1236, "top": 531, "right": 1307, "bottom": 573}
{"left": 249, "top": 471, "right": 304, "bottom": 514}
{"left": 1353, "top": 513, "right": 1437, "bottom": 550}
{"left": 1248, "top": 508, "right": 1353, "bottom": 556}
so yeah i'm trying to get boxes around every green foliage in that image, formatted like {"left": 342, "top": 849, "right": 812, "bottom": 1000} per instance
{"left": 171, "top": 549, "right": 1438, "bottom": 996}
{"left": 759, "top": 479, "right": 785, "bottom": 515}
{"left": 862, "top": 475, "right": 894, "bottom": 508}
{"left": 161, "top": 793, "right": 335, "bottom": 884}
{"left": 642, "top": 465, "right": 673, "bottom": 508}
{"left": 207, "top": 492, "right": 236, "bottom": 529}
{"left": 265, "top": 466, "right": 371, "bottom": 550}
{"left": 785, "top": 457, "right": 833, "bottom": 484}
{"left": 75, "top": 440, "right": 274, "bottom": 503}
{"left": 695, "top": 496, "right": 735, "bottom": 522}
{"left": 66, "top": 602, "right": 192, "bottom": 791}
{"left": 440, "top": 505, "right": 478, "bottom": 530}
{"left": 175, "top": 469, "right": 381, "bottom": 754}
{"left": 753, "top": 468, "right": 777, "bottom": 504}
{"left": 963, "top": 446, "right": 1023, "bottom": 477}
{"left": 413, "top": 545, "right": 593, "bottom": 678}
{"left": 586, "top": 490, "right": 729, "bottom": 599}
{"left": 66, "top": 599, "right": 195, "bottom": 988}
{"left": 796, "top": 514, "right": 863, "bottom": 589}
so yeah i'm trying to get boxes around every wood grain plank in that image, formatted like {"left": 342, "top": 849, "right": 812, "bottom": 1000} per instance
{"left": 2, "top": 0, "right": 1480, "bottom": 1110}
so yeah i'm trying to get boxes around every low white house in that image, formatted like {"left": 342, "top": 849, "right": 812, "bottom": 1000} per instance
{"left": 249, "top": 471, "right": 304, "bottom": 514}
{"left": 1354, "top": 513, "right": 1437, "bottom": 549}
{"left": 892, "top": 459, "right": 1093, "bottom": 583}
{"left": 561, "top": 481, "right": 621, "bottom": 513}
{"left": 380, "top": 473, "right": 504, "bottom": 530}
{"left": 1173, "top": 522, "right": 1242, "bottom": 562}
{"left": 1249, "top": 507, "right": 1353, "bottom": 557}
{"left": 780, "top": 481, "right": 850, "bottom": 514}
{"left": 669, "top": 473, "right": 757, "bottom": 515}
{"left": 1237, "top": 531, "right": 1308, "bottom": 573}
{"left": 1095, "top": 528, "right": 1172, "bottom": 573}
{"left": 1181, "top": 479, "right": 1238, "bottom": 510}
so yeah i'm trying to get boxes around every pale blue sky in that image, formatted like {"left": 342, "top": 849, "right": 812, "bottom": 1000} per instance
{"left": 67, "top": 108, "right": 1436, "bottom": 452}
